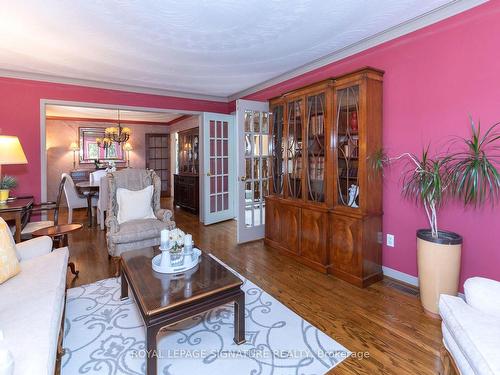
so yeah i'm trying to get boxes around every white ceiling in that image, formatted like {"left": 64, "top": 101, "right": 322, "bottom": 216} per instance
{"left": 46, "top": 105, "right": 183, "bottom": 123}
{"left": 0, "top": 0, "right": 484, "bottom": 99}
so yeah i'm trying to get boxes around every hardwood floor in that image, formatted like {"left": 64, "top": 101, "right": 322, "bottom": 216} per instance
{"left": 62, "top": 198, "right": 443, "bottom": 375}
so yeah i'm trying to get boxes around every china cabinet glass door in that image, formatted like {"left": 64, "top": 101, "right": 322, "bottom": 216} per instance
{"left": 270, "top": 104, "right": 284, "bottom": 195}
{"left": 306, "top": 93, "right": 326, "bottom": 202}
{"left": 287, "top": 99, "right": 303, "bottom": 199}
{"left": 336, "top": 85, "right": 360, "bottom": 208}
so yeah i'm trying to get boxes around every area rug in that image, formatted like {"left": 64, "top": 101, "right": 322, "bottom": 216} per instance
{"left": 62, "top": 257, "right": 350, "bottom": 375}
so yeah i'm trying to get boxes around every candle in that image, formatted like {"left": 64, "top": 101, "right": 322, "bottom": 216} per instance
{"left": 184, "top": 234, "right": 192, "bottom": 246}
{"left": 160, "top": 229, "right": 169, "bottom": 248}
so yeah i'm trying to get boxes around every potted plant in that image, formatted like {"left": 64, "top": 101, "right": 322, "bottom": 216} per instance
{"left": 374, "top": 118, "right": 500, "bottom": 316}
{"left": 0, "top": 176, "right": 18, "bottom": 204}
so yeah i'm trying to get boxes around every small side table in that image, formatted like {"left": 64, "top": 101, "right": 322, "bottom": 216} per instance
{"left": 32, "top": 223, "right": 83, "bottom": 276}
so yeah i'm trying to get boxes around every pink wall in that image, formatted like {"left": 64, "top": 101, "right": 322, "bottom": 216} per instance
{"left": 0, "top": 78, "right": 229, "bottom": 201}
{"left": 242, "top": 1, "right": 500, "bottom": 286}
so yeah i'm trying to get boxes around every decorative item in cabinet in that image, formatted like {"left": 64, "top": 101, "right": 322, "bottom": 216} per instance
{"left": 178, "top": 128, "right": 199, "bottom": 175}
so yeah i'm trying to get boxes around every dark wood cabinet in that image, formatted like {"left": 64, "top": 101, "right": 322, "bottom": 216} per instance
{"left": 265, "top": 67, "right": 384, "bottom": 287}
{"left": 174, "top": 127, "right": 200, "bottom": 214}
{"left": 173, "top": 174, "right": 199, "bottom": 214}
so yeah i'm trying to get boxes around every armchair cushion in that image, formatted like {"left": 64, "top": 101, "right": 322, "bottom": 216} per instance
{"left": 0, "top": 218, "right": 20, "bottom": 284}
{"left": 464, "top": 277, "right": 500, "bottom": 317}
{"left": 116, "top": 185, "right": 156, "bottom": 224}
{"left": 15, "top": 236, "right": 53, "bottom": 261}
{"left": 109, "top": 218, "right": 175, "bottom": 244}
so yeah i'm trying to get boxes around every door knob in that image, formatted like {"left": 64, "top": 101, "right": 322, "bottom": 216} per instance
{"left": 240, "top": 176, "right": 246, "bottom": 181}
{"left": 207, "top": 172, "right": 211, "bottom": 177}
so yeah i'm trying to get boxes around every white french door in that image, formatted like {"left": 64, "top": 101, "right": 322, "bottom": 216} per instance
{"left": 202, "top": 113, "right": 235, "bottom": 225}
{"left": 236, "top": 100, "right": 270, "bottom": 243}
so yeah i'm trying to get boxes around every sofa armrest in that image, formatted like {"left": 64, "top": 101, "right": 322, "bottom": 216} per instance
{"left": 464, "top": 277, "right": 500, "bottom": 317}
{"left": 15, "top": 236, "right": 53, "bottom": 261}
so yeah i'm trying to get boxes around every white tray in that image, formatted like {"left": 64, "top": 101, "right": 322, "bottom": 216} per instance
{"left": 152, "top": 248, "right": 202, "bottom": 274}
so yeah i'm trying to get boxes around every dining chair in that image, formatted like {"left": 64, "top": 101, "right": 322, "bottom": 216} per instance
{"left": 20, "top": 176, "right": 66, "bottom": 240}
{"left": 61, "top": 173, "right": 97, "bottom": 224}
{"left": 90, "top": 170, "right": 107, "bottom": 184}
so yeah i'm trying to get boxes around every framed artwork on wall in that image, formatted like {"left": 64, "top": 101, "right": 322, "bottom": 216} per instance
{"left": 79, "top": 127, "right": 126, "bottom": 164}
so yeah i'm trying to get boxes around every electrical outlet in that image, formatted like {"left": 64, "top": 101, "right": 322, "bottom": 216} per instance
{"left": 386, "top": 234, "right": 395, "bottom": 247}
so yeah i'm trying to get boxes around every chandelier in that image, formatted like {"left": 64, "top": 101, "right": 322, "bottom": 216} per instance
{"left": 96, "top": 109, "right": 131, "bottom": 149}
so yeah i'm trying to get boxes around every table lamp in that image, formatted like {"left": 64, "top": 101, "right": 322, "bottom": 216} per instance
{"left": 69, "top": 142, "right": 80, "bottom": 170}
{"left": 0, "top": 135, "right": 28, "bottom": 202}
{"left": 123, "top": 142, "right": 133, "bottom": 167}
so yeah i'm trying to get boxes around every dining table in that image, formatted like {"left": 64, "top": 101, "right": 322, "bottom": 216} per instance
{"left": 75, "top": 181, "right": 100, "bottom": 227}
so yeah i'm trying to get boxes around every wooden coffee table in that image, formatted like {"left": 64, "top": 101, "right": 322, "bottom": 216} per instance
{"left": 120, "top": 247, "right": 245, "bottom": 375}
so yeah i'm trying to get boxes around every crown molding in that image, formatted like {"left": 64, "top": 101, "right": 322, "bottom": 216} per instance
{"left": 0, "top": 68, "right": 229, "bottom": 103}
{"left": 228, "top": 0, "right": 488, "bottom": 101}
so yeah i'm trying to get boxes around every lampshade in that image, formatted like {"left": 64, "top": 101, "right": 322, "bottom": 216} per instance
{"left": 123, "top": 142, "right": 133, "bottom": 151}
{"left": 0, "top": 136, "right": 28, "bottom": 164}
{"left": 69, "top": 142, "right": 80, "bottom": 151}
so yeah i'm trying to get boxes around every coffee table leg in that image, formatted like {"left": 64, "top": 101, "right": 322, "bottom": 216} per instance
{"left": 121, "top": 268, "right": 128, "bottom": 300}
{"left": 146, "top": 326, "right": 160, "bottom": 375}
{"left": 234, "top": 291, "right": 246, "bottom": 345}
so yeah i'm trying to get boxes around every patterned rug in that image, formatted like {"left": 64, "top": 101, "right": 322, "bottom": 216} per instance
{"left": 62, "top": 258, "right": 349, "bottom": 375}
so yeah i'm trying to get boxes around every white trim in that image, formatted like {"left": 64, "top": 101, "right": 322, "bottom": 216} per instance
{"left": 1, "top": 69, "right": 227, "bottom": 103}
{"left": 39, "top": 99, "right": 204, "bottom": 202}
{"left": 382, "top": 266, "right": 419, "bottom": 287}
{"left": 228, "top": 0, "right": 487, "bottom": 101}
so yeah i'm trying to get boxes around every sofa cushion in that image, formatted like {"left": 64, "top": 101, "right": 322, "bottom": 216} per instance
{"left": 0, "top": 218, "right": 20, "bottom": 284}
{"left": 0, "top": 247, "right": 68, "bottom": 375}
{"left": 439, "top": 294, "right": 500, "bottom": 375}
{"left": 110, "top": 218, "right": 172, "bottom": 244}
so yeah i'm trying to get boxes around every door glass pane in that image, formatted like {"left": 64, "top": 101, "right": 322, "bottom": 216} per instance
{"left": 336, "top": 85, "right": 360, "bottom": 208}
{"left": 306, "top": 93, "right": 325, "bottom": 202}
{"left": 209, "top": 120, "right": 230, "bottom": 214}
{"left": 287, "top": 100, "right": 302, "bottom": 199}
{"left": 243, "top": 109, "right": 270, "bottom": 228}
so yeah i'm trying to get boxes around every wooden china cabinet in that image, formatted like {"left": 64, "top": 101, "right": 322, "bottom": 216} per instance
{"left": 265, "top": 67, "right": 384, "bottom": 287}
{"left": 174, "top": 128, "right": 200, "bottom": 214}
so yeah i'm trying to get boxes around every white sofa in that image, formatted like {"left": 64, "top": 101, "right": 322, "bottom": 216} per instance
{"left": 439, "top": 277, "right": 500, "bottom": 375}
{"left": 0, "top": 236, "right": 68, "bottom": 375}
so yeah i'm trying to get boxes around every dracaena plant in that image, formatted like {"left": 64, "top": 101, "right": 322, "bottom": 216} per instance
{"left": 373, "top": 117, "right": 500, "bottom": 239}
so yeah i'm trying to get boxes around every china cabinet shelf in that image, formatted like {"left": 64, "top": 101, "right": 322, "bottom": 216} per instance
{"left": 265, "top": 67, "right": 383, "bottom": 288}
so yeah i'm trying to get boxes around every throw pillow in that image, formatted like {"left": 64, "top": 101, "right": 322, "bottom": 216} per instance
{"left": 0, "top": 218, "right": 21, "bottom": 284}
{"left": 117, "top": 185, "right": 156, "bottom": 224}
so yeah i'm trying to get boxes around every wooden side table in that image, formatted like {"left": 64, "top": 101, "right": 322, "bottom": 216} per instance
{"left": 32, "top": 223, "right": 83, "bottom": 276}
{"left": 0, "top": 197, "right": 34, "bottom": 243}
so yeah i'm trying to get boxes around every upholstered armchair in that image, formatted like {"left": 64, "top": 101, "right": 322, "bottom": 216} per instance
{"left": 105, "top": 169, "right": 175, "bottom": 271}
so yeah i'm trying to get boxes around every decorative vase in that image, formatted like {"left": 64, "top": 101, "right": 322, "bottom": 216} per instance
{"left": 417, "top": 229, "right": 462, "bottom": 316}
{"left": 0, "top": 189, "right": 9, "bottom": 204}
{"left": 349, "top": 112, "right": 358, "bottom": 132}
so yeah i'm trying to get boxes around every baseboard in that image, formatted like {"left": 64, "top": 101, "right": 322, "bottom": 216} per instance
{"left": 382, "top": 266, "right": 465, "bottom": 299}
{"left": 382, "top": 266, "right": 419, "bottom": 287}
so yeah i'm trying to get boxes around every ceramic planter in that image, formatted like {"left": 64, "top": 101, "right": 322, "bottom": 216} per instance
{"left": 0, "top": 189, "right": 9, "bottom": 204}
{"left": 417, "top": 229, "right": 462, "bottom": 316}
